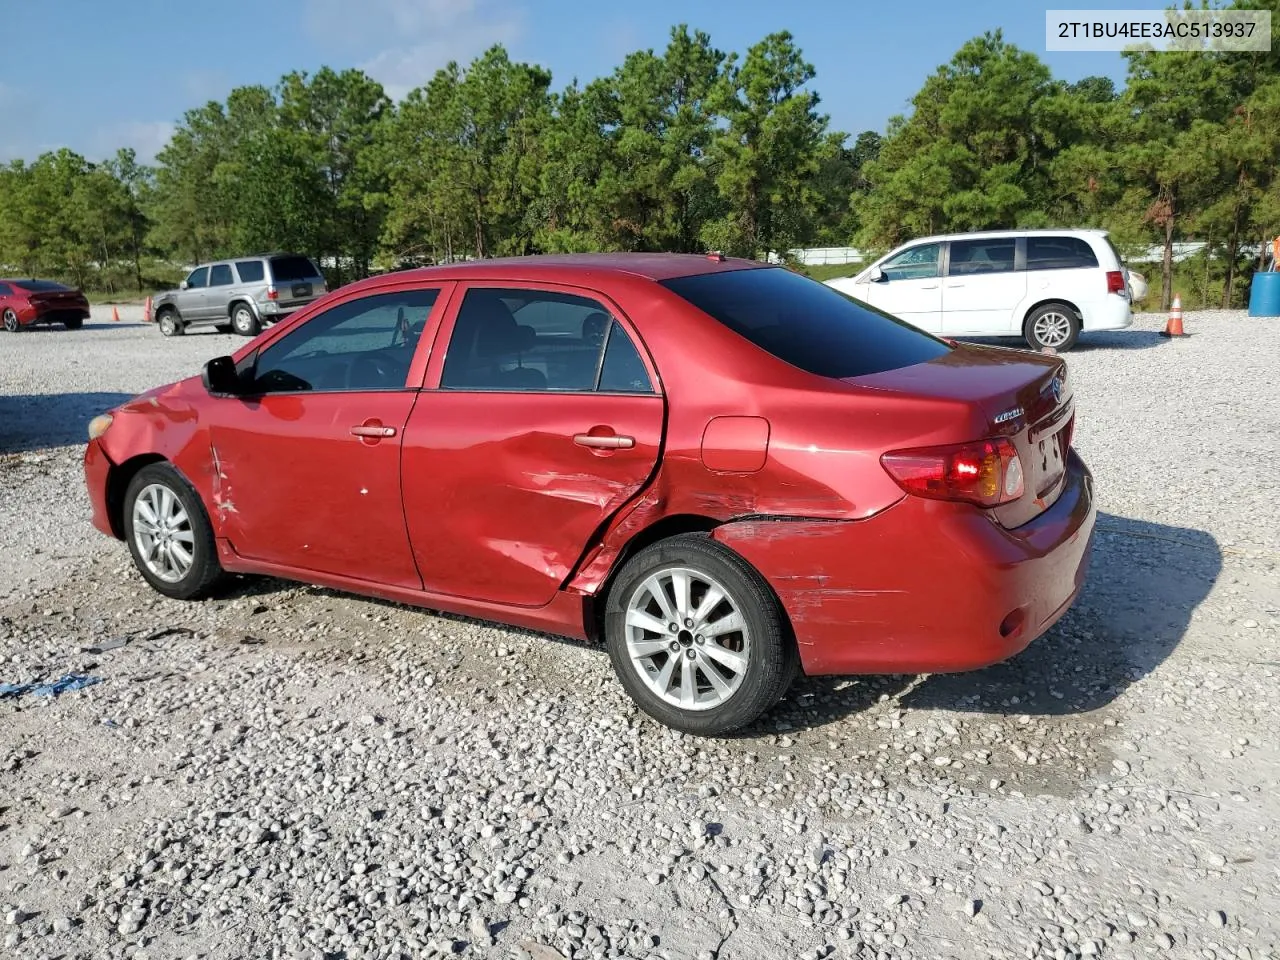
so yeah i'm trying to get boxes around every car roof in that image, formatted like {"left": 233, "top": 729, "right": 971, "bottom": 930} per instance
{"left": 896, "top": 228, "right": 1111, "bottom": 245}
{"left": 346, "top": 253, "right": 767, "bottom": 289}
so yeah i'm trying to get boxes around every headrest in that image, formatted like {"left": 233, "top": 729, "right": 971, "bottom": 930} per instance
{"left": 581, "top": 310, "right": 610, "bottom": 343}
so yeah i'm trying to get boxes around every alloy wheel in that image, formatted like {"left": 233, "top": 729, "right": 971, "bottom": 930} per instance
{"left": 131, "top": 482, "right": 196, "bottom": 583}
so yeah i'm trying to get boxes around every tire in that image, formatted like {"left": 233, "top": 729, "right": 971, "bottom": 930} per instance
{"left": 604, "top": 533, "right": 797, "bottom": 736}
{"left": 1024, "top": 303, "right": 1080, "bottom": 352}
{"left": 122, "top": 462, "right": 225, "bottom": 600}
{"left": 230, "top": 303, "right": 259, "bottom": 337}
{"left": 157, "top": 310, "right": 182, "bottom": 337}
{"left": 3, "top": 309, "right": 20, "bottom": 333}
{"left": 63, "top": 317, "right": 83, "bottom": 330}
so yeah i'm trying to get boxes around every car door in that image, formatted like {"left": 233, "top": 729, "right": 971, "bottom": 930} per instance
{"left": 206, "top": 285, "right": 450, "bottom": 588}
{"left": 205, "top": 263, "right": 235, "bottom": 323}
{"left": 941, "top": 237, "right": 1025, "bottom": 335}
{"left": 401, "top": 283, "right": 664, "bottom": 607}
{"left": 859, "top": 242, "right": 943, "bottom": 332}
{"left": 178, "top": 267, "right": 210, "bottom": 320}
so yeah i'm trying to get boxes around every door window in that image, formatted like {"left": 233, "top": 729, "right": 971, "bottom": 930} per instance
{"left": 880, "top": 243, "right": 940, "bottom": 281}
{"left": 0, "top": 283, "right": 11, "bottom": 297}
{"left": 209, "top": 264, "right": 234, "bottom": 286}
{"left": 248, "top": 289, "right": 439, "bottom": 394}
{"left": 185, "top": 267, "right": 209, "bottom": 289}
{"left": 440, "top": 288, "right": 654, "bottom": 393}
{"left": 948, "top": 238, "right": 1016, "bottom": 276}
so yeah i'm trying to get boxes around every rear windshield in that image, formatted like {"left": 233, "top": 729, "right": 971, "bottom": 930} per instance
{"left": 661, "top": 267, "right": 951, "bottom": 379}
{"left": 268, "top": 256, "right": 322, "bottom": 282}
{"left": 19, "top": 280, "right": 72, "bottom": 292}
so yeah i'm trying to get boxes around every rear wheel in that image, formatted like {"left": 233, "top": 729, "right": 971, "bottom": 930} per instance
{"left": 63, "top": 317, "right": 83, "bottom": 330}
{"left": 231, "top": 303, "right": 259, "bottom": 337}
{"left": 122, "top": 463, "right": 225, "bottom": 600}
{"left": 1024, "top": 303, "right": 1080, "bottom": 352}
{"left": 2, "top": 309, "right": 19, "bottom": 333}
{"left": 157, "top": 309, "right": 182, "bottom": 337}
{"left": 604, "top": 533, "right": 797, "bottom": 736}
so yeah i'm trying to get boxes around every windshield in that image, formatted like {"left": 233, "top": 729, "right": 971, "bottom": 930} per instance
{"left": 660, "top": 267, "right": 951, "bottom": 379}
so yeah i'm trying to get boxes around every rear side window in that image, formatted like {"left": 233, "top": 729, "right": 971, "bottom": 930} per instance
{"left": 661, "top": 267, "right": 951, "bottom": 380}
{"left": 235, "top": 260, "right": 265, "bottom": 283}
{"left": 209, "top": 264, "right": 233, "bottom": 286}
{"left": 19, "top": 280, "right": 72, "bottom": 292}
{"left": 1026, "top": 236, "right": 1099, "bottom": 271}
{"left": 949, "top": 238, "right": 1016, "bottom": 275}
{"left": 269, "top": 256, "right": 322, "bottom": 282}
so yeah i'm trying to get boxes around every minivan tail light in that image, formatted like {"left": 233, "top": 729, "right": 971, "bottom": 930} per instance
{"left": 1106, "top": 270, "right": 1125, "bottom": 294}
{"left": 267, "top": 285, "right": 278, "bottom": 301}
{"left": 881, "top": 437, "right": 1025, "bottom": 507}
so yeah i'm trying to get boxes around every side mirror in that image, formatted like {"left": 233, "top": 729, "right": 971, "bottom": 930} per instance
{"left": 202, "top": 355, "right": 243, "bottom": 396}
{"left": 868, "top": 266, "right": 886, "bottom": 283}
{"left": 180, "top": 280, "right": 189, "bottom": 290}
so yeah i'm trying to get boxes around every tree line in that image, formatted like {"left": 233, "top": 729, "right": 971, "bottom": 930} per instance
{"left": 1, "top": 4, "right": 1277, "bottom": 309}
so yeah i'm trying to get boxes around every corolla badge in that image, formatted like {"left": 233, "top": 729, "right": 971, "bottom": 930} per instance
{"left": 994, "top": 406, "right": 1024, "bottom": 424}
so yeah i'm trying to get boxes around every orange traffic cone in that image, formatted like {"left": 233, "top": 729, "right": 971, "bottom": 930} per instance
{"left": 143, "top": 296, "right": 153, "bottom": 323}
{"left": 1160, "top": 294, "right": 1190, "bottom": 338}
{"left": 111, "top": 306, "right": 120, "bottom": 323}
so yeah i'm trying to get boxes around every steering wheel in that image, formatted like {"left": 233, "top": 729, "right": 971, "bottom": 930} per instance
{"left": 346, "top": 351, "right": 400, "bottom": 390}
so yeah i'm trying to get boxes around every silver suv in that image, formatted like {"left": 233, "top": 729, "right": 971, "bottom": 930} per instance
{"left": 152, "top": 253, "right": 328, "bottom": 337}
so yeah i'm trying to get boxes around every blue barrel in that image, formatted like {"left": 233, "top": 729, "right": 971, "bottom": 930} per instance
{"left": 1248, "top": 270, "right": 1280, "bottom": 317}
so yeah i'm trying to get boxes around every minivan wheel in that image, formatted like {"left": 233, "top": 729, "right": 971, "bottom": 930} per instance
{"left": 3, "top": 309, "right": 20, "bottom": 332}
{"left": 231, "top": 304, "right": 259, "bottom": 337}
{"left": 1024, "top": 303, "right": 1080, "bottom": 351}
{"left": 604, "top": 533, "right": 797, "bottom": 736}
{"left": 122, "top": 463, "right": 225, "bottom": 600}
{"left": 157, "top": 310, "right": 182, "bottom": 337}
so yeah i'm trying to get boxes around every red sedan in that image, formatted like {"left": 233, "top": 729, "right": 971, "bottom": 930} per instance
{"left": 82, "top": 254, "right": 1095, "bottom": 734}
{"left": 0, "top": 279, "right": 91, "bottom": 331}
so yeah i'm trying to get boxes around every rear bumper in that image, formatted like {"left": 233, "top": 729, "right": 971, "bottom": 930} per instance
{"left": 1082, "top": 295, "right": 1132, "bottom": 332}
{"left": 713, "top": 451, "right": 1096, "bottom": 675}
{"left": 84, "top": 439, "right": 118, "bottom": 538}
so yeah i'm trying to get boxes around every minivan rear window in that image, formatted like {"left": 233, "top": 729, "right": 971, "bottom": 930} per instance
{"left": 661, "top": 267, "right": 951, "bottom": 380}
{"left": 269, "top": 256, "right": 321, "bottom": 282}
{"left": 1026, "top": 236, "right": 1099, "bottom": 271}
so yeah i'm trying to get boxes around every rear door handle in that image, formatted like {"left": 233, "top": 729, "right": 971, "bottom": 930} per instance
{"left": 574, "top": 433, "right": 634, "bottom": 450}
{"left": 351, "top": 424, "right": 396, "bottom": 438}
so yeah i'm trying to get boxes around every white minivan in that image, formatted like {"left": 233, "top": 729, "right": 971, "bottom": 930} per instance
{"left": 825, "top": 229, "right": 1133, "bottom": 351}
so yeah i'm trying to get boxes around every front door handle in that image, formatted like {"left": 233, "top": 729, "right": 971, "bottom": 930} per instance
{"left": 574, "top": 433, "right": 634, "bottom": 450}
{"left": 351, "top": 424, "right": 396, "bottom": 438}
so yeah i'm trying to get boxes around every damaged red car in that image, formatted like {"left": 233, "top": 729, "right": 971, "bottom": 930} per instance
{"left": 82, "top": 254, "right": 1095, "bottom": 735}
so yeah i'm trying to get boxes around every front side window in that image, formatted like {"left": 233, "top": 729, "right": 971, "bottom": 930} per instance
{"left": 880, "top": 243, "right": 941, "bottom": 281}
{"left": 1026, "top": 236, "right": 1100, "bottom": 271}
{"left": 249, "top": 288, "right": 439, "bottom": 394}
{"left": 209, "top": 264, "right": 233, "bottom": 286}
{"left": 186, "top": 267, "right": 209, "bottom": 289}
{"left": 440, "top": 288, "right": 654, "bottom": 393}
{"left": 0, "top": 283, "right": 11, "bottom": 296}
{"left": 948, "top": 238, "right": 1016, "bottom": 276}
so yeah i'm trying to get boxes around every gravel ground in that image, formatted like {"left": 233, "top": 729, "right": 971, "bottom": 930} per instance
{"left": 2, "top": 308, "right": 1278, "bottom": 960}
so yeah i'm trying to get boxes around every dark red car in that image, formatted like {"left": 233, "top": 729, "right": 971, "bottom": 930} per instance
{"left": 82, "top": 254, "right": 1095, "bottom": 734}
{"left": 0, "top": 279, "right": 91, "bottom": 331}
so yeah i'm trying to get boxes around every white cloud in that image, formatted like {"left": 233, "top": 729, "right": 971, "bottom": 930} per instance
{"left": 88, "top": 120, "right": 176, "bottom": 165}
{"left": 305, "top": 0, "right": 526, "bottom": 100}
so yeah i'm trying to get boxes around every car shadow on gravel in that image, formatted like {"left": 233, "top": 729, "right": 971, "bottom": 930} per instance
{"left": 768, "top": 511, "right": 1222, "bottom": 730}
{"left": 0, "top": 392, "right": 134, "bottom": 454}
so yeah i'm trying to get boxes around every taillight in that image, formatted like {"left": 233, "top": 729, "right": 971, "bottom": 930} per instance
{"left": 881, "top": 437, "right": 1025, "bottom": 508}
{"left": 1106, "top": 270, "right": 1125, "bottom": 294}
{"left": 267, "top": 285, "right": 279, "bottom": 301}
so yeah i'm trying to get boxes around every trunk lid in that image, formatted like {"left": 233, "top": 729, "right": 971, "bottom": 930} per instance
{"left": 850, "top": 343, "right": 1074, "bottom": 528}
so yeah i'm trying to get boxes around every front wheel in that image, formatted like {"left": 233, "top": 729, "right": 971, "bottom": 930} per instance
{"left": 157, "top": 310, "right": 183, "bottom": 337}
{"left": 2, "top": 309, "right": 20, "bottom": 333}
{"left": 1024, "top": 303, "right": 1080, "bottom": 352}
{"left": 604, "top": 533, "right": 797, "bottom": 736}
{"left": 122, "top": 463, "right": 225, "bottom": 600}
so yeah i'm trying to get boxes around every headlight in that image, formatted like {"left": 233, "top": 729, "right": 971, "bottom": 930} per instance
{"left": 88, "top": 413, "right": 114, "bottom": 441}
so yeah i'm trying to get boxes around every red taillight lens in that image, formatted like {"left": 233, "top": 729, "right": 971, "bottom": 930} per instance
{"left": 1106, "top": 270, "right": 1125, "bottom": 294}
{"left": 881, "top": 438, "right": 1025, "bottom": 507}
{"left": 267, "top": 286, "right": 279, "bottom": 301}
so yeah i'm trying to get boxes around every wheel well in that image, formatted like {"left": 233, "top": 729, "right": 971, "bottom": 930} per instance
{"left": 228, "top": 299, "right": 256, "bottom": 319}
{"left": 155, "top": 304, "right": 179, "bottom": 320}
{"left": 585, "top": 513, "right": 721, "bottom": 643}
{"left": 105, "top": 454, "right": 167, "bottom": 539}
{"left": 1024, "top": 298, "right": 1081, "bottom": 328}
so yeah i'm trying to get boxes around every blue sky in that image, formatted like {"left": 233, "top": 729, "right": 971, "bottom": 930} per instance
{"left": 0, "top": 0, "right": 1131, "bottom": 164}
